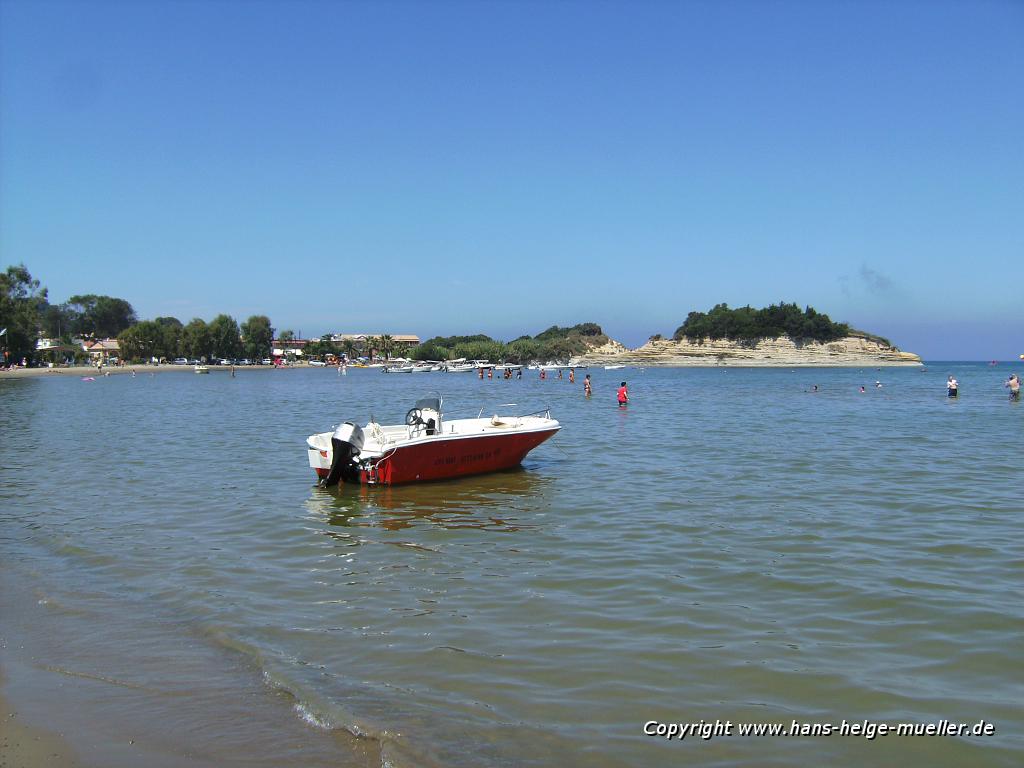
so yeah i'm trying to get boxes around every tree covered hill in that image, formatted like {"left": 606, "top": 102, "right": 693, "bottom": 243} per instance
{"left": 673, "top": 303, "right": 878, "bottom": 345}
{"left": 411, "top": 323, "right": 608, "bottom": 363}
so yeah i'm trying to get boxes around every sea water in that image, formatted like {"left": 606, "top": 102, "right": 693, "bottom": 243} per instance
{"left": 1, "top": 363, "right": 1021, "bottom": 767}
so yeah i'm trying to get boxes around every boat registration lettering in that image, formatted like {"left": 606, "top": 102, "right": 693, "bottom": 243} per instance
{"left": 434, "top": 448, "right": 501, "bottom": 467}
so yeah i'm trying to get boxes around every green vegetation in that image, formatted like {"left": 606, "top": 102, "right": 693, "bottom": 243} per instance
{"left": 1, "top": 262, "right": 278, "bottom": 364}
{"left": 118, "top": 313, "right": 268, "bottom": 362}
{"left": 240, "top": 315, "right": 274, "bottom": 362}
{"left": 0, "top": 264, "right": 49, "bottom": 364}
{"left": 2, "top": 266, "right": 142, "bottom": 364}
{"left": 56, "top": 294, "right": 137, "bottom": 338}
{"left": 674, "top": 303, "right": 850, "bottom": 344}
{"left": 410, "top": 323, "right": 608, "bottom": 363}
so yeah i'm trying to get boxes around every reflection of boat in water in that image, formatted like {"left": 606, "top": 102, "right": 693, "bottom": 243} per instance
{"left": 307, "top": 395, "right": 560, "bottom": 486}
{"left": 306, "top": 465, "right": 555, "bottom": 533}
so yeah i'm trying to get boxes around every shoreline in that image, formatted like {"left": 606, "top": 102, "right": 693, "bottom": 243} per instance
{"left": 2, "top": 360, "right": 931, "bottom": 379}
{"left": 0, "top": 363, "right": 303, "bottom": 378}
{"left": 575, "top": 358, "right": 925, "bottom": 367}
{"left": 0, "top": 671, "right": 79, "bottom": 768}
{"left": 0, "top": 563, "right": 380, "bottom": 768}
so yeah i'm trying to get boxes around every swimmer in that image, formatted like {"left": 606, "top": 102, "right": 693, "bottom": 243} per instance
{"left": 947, "top": 376, "right": 958, "bottom": 398}
{"left": 1005, "top": 373, "right": 1020, "bottom": 401}
{"left": 875, "top": 381, "right": 882, "bottom": 388}
{"left": 617, "top": 381, "right": 629, "bottom": 407}
{"left": 583, "top": 373, "right": 592, "bottom": 397}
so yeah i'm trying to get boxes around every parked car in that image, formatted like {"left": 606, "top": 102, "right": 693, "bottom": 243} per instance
{"left": 220, "top": 359, "right": 234, "bottom": 366}
{"left": 173, "top": 358, "right": 188, "bottom": 365}
{"left": 261, "top": 358, "right": 273, "bottom": 366}
{"left": 238, "top": 359, "right": 251, "bottom": 366}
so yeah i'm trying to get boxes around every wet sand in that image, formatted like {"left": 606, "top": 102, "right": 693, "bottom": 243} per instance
{"left": 0, "top": 566, "right": 381, "bottom": 768}
{"left": 0, "top": 673, "right": 79, "bottom": 768}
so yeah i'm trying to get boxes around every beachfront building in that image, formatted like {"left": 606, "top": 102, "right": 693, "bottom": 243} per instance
{"left": 330, "top": 333, "right": 420, "bottom": 348}
{"left": 329, "top": 333, "right": 420, "bottom": 361}
{"left": 272, "top": 338, "right": 307, "bottom": 358}
{"left": 83, "top": 338, "right": 120, "bottom": 364}
{"left": 391, "top": 335, "right": 420, "bottom": 348}
{"left": 35, "top": 338, "right": 82, "bottom": 365}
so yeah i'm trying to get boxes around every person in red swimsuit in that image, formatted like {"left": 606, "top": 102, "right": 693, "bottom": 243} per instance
{"left": 617, "top": 381, "right": 629, "bottom": 407}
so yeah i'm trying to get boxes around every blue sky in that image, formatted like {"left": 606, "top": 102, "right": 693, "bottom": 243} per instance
{"left": 2, "top": 0, "right": 1021, "bottom": 359}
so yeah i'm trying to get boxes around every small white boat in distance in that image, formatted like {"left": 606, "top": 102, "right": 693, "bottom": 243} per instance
{"left": 604, "top": 364, "right": 626, "bottom": 370}
{"left": 194, "top": 364, "right": 210, "bottom": 374}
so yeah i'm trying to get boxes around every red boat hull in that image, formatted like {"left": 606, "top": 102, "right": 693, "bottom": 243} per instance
{"left": 315, "top": 427, "right": 559, "bottom": 485}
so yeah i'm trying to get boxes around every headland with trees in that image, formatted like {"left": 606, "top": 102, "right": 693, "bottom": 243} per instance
{"left": 3, "top": 262, "right": 916, "bottom": 368}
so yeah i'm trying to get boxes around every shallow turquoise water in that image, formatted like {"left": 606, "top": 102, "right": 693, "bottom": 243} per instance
{"left": 1, "top": 363, "right": 1021, "bottom": 766}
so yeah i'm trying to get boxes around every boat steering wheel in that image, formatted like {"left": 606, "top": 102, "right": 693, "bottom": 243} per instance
{"left": 405, "top": 408, "right": 424, "bottom": 426}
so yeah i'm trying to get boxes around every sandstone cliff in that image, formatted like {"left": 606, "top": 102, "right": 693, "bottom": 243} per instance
{"left": 576, "top": 335, "right": 922, "bottom": 367}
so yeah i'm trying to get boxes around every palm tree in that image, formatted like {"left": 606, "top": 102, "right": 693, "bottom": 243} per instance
{"left": 366, "top": 335, "right": 381, "bottom": 362}
{"left": 379, "top": 334, "right": 395, "bottom": 361}
{"left": 340, "top": 339, "right": 358, "bottom": 361}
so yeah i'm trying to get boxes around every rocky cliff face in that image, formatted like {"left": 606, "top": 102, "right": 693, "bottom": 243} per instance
{"left": 577, "top": 335, "right": 922, "bottom": 367}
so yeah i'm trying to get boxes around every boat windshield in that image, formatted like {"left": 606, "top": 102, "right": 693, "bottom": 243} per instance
{"left": 414, "top": 397, "right": 441, "bottom": 413}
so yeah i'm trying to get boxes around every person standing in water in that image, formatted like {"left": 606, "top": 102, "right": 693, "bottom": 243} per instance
{"left": 583, "top": 374, "right": 592, "bottom": 397}
{"left": 1005, "top": 373, "right": 1020, "bottom": 401}
{"left": 617, "top": 381, "right": 629, "bottom": 407}
{"left": 947, "top": 376, "right": 959, "bottom": 398}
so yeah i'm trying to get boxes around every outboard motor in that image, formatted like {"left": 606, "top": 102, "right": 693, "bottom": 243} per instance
{"left": 322, "top": 422, "right": 365, "bottom": 486}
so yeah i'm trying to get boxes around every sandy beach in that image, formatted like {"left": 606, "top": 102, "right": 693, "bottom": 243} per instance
{"left": 0, "top": 364, "right": 305, "bottom": 379}
{"left": 0, "top": 670, "right": 79, "bottom": 768}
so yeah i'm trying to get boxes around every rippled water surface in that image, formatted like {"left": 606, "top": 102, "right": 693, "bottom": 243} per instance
{"left": 1, "top": 364, "right": 1021, "bottom": 766}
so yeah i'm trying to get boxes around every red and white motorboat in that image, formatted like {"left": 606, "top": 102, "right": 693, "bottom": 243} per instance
{"left": 308, "top": 396, "right": 561, "bottom": 486}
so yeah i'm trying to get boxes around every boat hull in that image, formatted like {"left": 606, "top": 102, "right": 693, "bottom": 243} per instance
{"left": 313, "top": 427, "right": 559, "bottom": 485}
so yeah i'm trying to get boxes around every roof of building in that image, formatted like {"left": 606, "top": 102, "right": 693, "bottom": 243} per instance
{"left": 332, "top": 333, "right": 420, "bottom": 343}
{"left": 83, "top": 339, "right": 120, "bottom": 351}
